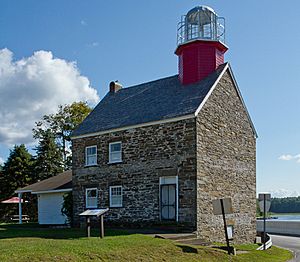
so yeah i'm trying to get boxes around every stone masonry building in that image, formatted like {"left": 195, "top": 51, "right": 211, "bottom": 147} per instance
{"left": 71, "top": 6, "right": 257, "bottom": 244}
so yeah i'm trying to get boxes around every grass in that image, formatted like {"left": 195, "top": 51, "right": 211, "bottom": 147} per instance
{"left": 0, "top": 223, "right": 293, "bottom": 262}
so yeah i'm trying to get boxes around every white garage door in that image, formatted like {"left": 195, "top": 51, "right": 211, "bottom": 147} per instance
{"left": 38, "top": 192, "right": 68, "bottom": 225}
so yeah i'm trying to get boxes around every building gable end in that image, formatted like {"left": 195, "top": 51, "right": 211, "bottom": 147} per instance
{"left": 194, "top": 63, "right": 257, "bottom": 138}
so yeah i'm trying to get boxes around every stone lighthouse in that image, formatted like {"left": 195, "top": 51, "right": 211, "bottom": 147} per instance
{"left": 71, "top": 5, "right": 257, "bottom": 244}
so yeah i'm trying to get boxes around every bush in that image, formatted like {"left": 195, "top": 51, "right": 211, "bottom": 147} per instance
{"left": 61, "top": 192, "right": 73, "bottom": 226}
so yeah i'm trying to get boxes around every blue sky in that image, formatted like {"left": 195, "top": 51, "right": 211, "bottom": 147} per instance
{"left": 1, "top": 0, "right": 300, "bottom": 197}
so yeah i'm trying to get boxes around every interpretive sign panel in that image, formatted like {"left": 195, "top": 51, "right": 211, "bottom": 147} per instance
{"left": 79, "top": 208, "right": 109, "bottom": 217}
{"left": 79, "top": 208, "right": 109, "bottom": 238}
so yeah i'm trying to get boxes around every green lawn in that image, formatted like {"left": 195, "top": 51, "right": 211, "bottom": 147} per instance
{"left": 0, "top": 223, "right": 293, "bottom": 262}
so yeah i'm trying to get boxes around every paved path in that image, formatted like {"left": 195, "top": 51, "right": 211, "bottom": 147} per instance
{"left": 270, "top": 234, "right": 300, "bottom": 262}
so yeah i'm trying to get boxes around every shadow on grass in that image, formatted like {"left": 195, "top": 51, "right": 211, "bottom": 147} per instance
{"left": 0, "top": 223, "right": 131, "bottom": 240}
{"left": 176, "top": 244, "right": 198, "bottom": 254}
{"left": 212, "top": 246, "right": 228, "bottom": 251}
{"left": 212, "top": 245, "right": 236, "bottom": 255}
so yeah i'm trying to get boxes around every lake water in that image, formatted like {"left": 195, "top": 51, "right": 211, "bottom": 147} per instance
{"left": 268, "top": 214, "right": 300, "bottom": 221}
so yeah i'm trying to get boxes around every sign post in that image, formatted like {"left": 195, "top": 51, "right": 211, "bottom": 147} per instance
{"left": 258, "top": 193, "right": 271, "bottom": 250}
{"left": 220, "top": 199, "right": 230, "bottom": 254}
{"left": 100, "top": 215, "right": 104, "bottom": 238}
{"left": 212, "top": 198, "right": 234, "bottom": 255}
{"left": 86, "top": 216, "right": 91, "bottom": 237}
{"left": 79, "top": 208, "right": 109, "bottom": 238}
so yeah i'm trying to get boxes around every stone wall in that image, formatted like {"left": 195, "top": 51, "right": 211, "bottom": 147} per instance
{"left": 196, "top": 70, "right": 256, "bottom": 244}
{"left": 72, "top": 118, "right": 197, "bottom": 227}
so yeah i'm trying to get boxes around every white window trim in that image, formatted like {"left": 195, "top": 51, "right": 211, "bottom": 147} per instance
{"left": 85, "top": 188, "right": 98, "bottom": 208}
{"left": 108, "top": 141, "right": 122, "bottom": 164}
{"left": 109, "top": 185, "right": 123, "bottom": 208}
{"left": 85, "top": 145, "right": 97, "bottom": 166}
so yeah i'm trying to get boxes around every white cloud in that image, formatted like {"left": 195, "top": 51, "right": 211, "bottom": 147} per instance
{"left": 87, "top": 42, "right": 99, "bottom": 48}
{"left": 80, "top": 20, "right": 87, "bottom": 26}
{"left": 266, "top": 189, "right": 300, "bottom": 198}
{"left": 0, "top": 48, "right": 99, "bottom": 146}
{"left": 0, "top": 157, "right": 4, "bottom": 166}
{"left": 278, "top": 153, "right": 300, "bottom": 162}
{"left": 278, "top": 154, "right": 294, "bottom": 161}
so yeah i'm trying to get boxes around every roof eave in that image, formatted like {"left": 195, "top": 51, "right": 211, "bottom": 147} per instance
{"left": 227, "top": 64, "right": 258, "bottom": 138}
{"left": 71, "top": 113, "right": 196, "bottom": 140}
{"left": 15, "top": 189, "right": 33, "bottom": 194}
{"left": 31, "top": 188, "right": 72, "bottom": 194}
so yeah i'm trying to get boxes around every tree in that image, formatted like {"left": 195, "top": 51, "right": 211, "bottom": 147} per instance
{"left": 0, "top": 145, "right": 34, "bottom": 199}
{"left": 61, "top": 192, "right": 73, "bottom": 225}
{"left": 0, "top": 145, "right": 36, "bottom": 220}
{"left": 33, "top": 102, "right": 92, "bottom": 168}
{"left": 270, "top": 197, "right": 300, "bottom": 213}
{"left": 34, "top": 130, "right": 64, "bottom": 180}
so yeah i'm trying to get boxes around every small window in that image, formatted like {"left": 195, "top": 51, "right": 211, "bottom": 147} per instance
{"left": 86, "top": 188, "right": 98, "bottom": 208}
{"left": 109, "top": 142, "right": 122, "bottom": 163}
{"left": 109, "top": 186, "right": 122, "bottom": 207}
{"left": 85, "top": 145, "right": 97, "bottom": 166}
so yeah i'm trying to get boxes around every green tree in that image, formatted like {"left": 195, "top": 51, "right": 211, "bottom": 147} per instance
{"left": 256, "top": 199, "right": 262, "bottom": 216}
{"left": 33, "top": 102, "right": 92, "bottom": 168}
{"left": 270, "top": 197, "right": 300, "bottom": 213}
{"left": 61, "top": 192, "right": 73, "bottom": 225}
{"left": 0, "top": 145, "right": 34, "bottom": 199}
{"left": 34, "top": 130, "right": 64, "bottom": 180}
{"left": 0, "top": 145, "right": 37, "bottom": 221}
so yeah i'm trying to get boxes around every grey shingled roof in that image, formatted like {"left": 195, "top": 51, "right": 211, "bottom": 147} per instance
{"left": 72, "top": 63, "right": 227, "bottom": 137}
{"left": 15, "top": 170, "right": 72, "bottom": 193}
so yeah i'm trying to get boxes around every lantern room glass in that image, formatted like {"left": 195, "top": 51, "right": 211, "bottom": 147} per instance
{"left": 177, "top": 6, "right": 225, "bottom": 45}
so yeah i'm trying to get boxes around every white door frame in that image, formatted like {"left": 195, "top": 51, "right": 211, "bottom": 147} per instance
{"left": 159, "top": 176, "right": 178, "bottom": 222}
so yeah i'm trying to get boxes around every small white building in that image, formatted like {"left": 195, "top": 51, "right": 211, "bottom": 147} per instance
{"left": 15, "top": 170, "right": 72, "bottom": 225}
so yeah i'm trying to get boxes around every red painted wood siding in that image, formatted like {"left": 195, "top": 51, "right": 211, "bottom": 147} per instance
{"left": 176, "top": 40, "right": 227, "bottom": 85}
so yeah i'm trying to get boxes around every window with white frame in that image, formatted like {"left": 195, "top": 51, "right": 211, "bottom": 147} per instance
{"left": 86, "top": 188, "right": 98, "bottom": 208}
{"left": 109, "top": 186, "right": 122, "bottom": 207}
{"left": 109, "top": 142, "right": 122, "bottom": 163}
{"left": 85, "top": 145, "right": 97, "bottom": 166}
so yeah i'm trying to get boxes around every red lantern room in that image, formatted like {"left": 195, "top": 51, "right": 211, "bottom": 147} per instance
{"left": 175, "top": 6, "right": 228, "bottom": 85}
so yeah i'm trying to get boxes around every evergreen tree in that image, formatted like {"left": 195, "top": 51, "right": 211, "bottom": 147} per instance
{"left": 0, "top": 145, "right": 38, "bottom": 221}
{"left": 1, "top": 144, "right": 34, "bottom": 199}
{"left": 34, "top": 130, "right": 64, "bottom": 180}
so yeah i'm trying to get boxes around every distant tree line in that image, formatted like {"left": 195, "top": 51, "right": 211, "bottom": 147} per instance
{"left": 270, "top": 197, "right": 300, "bottom": 213}
{"left": 0, "top": 102, "right": 91, "bottom": 221}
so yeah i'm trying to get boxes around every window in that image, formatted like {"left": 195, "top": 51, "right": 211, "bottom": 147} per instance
{"left": 109, "top": 186, "right": 122, "bottom": 207}
{"left": 86, "top": 188, "right": 98, "bottom": 208}
{"left": 109, "top": 142, "right": 122, "bottom": 163}
{"left": 85, "top": 145, "right": 97, "bottom": 166}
